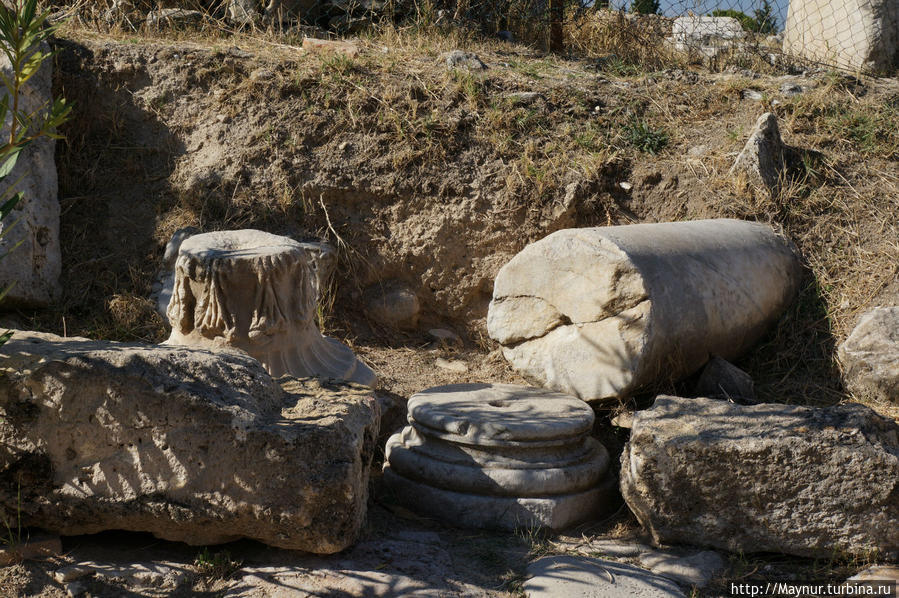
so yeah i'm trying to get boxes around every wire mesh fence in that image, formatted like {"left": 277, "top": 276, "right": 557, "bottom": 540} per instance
{"left": 55, "top": 0, "right": 899, "bottom": 75}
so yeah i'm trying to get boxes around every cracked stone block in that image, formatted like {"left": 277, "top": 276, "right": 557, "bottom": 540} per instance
{"left": 487, "top": 220, "right": 801, "bottom": 401}
{"left": 0, "top": 331, "right": 379, "bottom": 554}
{"left": 165, "top": 230, "right": 375, "bottom": 386}
{"left": 383, "top": 384, "right": 618, "bottom": 531}
{"left": 621, "top": 396, "right": 899, "bottom": 559}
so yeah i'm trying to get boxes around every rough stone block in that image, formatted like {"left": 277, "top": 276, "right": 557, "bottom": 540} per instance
{"left": 0, "top": 331, "right": 379, "bottom": 554}
{"left": 621, "top": 396, "right": 899, "bottom": 559}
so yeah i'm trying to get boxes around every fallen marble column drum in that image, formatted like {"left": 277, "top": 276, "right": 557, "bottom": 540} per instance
{"left": 487, "top": 219, "right": 802, "bottom": 401}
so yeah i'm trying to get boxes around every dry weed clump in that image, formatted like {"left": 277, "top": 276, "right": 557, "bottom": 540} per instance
{"left": 564, "top": 9, "right": 675, "bottom": 72}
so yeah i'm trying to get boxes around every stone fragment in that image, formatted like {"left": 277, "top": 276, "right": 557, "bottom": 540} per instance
{"left": 670, "top": 15, "right": 747, "bottom": 46}
{"left": 638, "top": 550, "right": 726, "bottom": 589}
{"left": 442, "top": 50, "right": 487, "bottom": 70}
{"left": 838, "top": 307, "right": 899, "bottom": 403}
{"left": 0, "top": 532, "right": 61, "bottom": 566}
{"left": 302, "top": 37, "right": 360, "bottom": 58}
{"left": 742, "top": 88, "right": 765, "bottom": 101}
{"left": 505, "top": 91, "right": 546, "bottom": 107}
{"left": 434, "top": 358, "right": 467, "bottom": 373}
{"left": 151, "top": 226, "right": 198, "bottom": 318}
{"left": 383, "top": 384, "right": 617, "bottom": 530}
{"left": 621, "top": 396, "right": 899, "bottom": 559}
{"left": 52, "top": 565, "right": 93, "bottom": 583}
{"left": 524, "top": 556, "right": 685, "bottom": 598}
{"left": 783, "top": 0, "right": 899, "bottom": 73}
{"left": 146, "top": 8, "right": 204, "bottom": 29}
{"left": 227, "top": 0, "right": 258, "bottom": 25}
{"left": 0, "top": 331, "right": 379, "bottom": 553}
{"left": 0, "top": 42, "right": 60, "bottom": 307}
{"left": 694, "top": 356, "right": 756, "bottom": 404}
{"left": 780, "top": 82, "right": 805, "bottom": 96}
{"left": 165, "top": 230, "right": 375, "bottom": 386}
{"left": 487, "top": 220, "right": 801, "bottom": 401}
{"left": 366, "top": 282, "right": 420, "bottom": 329}
{"left": 730, "top": 112, "right": 786, "bottom": 194}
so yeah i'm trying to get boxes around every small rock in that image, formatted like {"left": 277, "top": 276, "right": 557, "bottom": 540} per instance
{"left": 638, "top": 550, "right": 726, "bottom": 588}
{"left": 366, "top": 283, "right": 420, "bottom": 329}
{"left": 227, "top": 46, "right": 253, "bottom": 59}
{"left": 839, "top": 307, "right": 899, "bottom": 403}
{"left": 250, "top": 68, "right": 275, "bottom": 81}
{"left": 428, "top": 328, "right": 462, "bottom": 346}
{"left": 525, "top": 556, "right": 685, "bottom": 598}
{"left": 687, "top": 145, "right": 709, "bottom": 158}
{"left": 442, "top": 50, "right": 487, "bottom": 71}
{"left": 618, "top": 181, "right": 633, "bottom": 191}
{"left": 742, "top": 89, "right": 765, "bottom": 101}
{"left": 694, "top": 356, "right": 756, "bottom": 404}
{"left": 610, "top": 411, "right": 634, "bottom": 429}
{"left": 338, "top": 141, "right": 350, "bottom": 151}
{"left": 505, "top": 91, "right": 546, "bottom": 107}
{"left": 780, "top": 82, "right": 805, "bottom": 96}
{"left": 434, "top": 358, "right": 468, "bottom": 373}
{"left": 64, "top": 582, "right": 86, "bottom": 598}
{"left": 53, "top": 565, "right": 94, "bottom": 583}
{"left": 303, "top": 37, "right": 359, "bottom": 58}
{"left": 146, "top": 8, "right": 203, "bottom": 29}
{"left": 729, "top": 112, "right": 786, "bottom": 195}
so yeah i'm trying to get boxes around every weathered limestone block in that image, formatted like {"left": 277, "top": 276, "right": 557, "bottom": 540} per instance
{"left": 730, "top": 112, "right": 786, "bottom": 196}
{"left": 621, "top": 396, "right": 899, "bottom": 559}
{"left": 487, "top": 220, "right": 801, "bottom": 401}
{"left": 670, "top": 15, "right": 746, "bottom": 45}
{"left": 165, "top": 230, "right": 375, "bottom": 386}
{"left": 383, "top": 384, "right": 617, "bottom": 531}
{"left": 0, "top": 42, "right": 60, "bottom": 307}
{"left": 783, "top": 0, "right": 899, "bottom": 72}
{"left": 0, "top": 331, "right": 380, "bottom": 553}
{"left": 838, "top": 306, "right": 899, "bottom": 403}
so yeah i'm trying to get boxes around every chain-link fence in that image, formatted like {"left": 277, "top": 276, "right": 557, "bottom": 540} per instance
{"left": 59, "top": 0, "right": 899, "bottom": 74}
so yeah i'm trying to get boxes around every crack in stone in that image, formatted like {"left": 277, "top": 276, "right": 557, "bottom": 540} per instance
{"left": 496, "top": 295, "right": 650, "bottom": 349}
